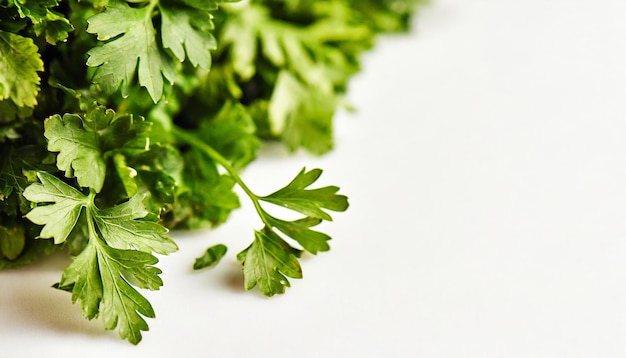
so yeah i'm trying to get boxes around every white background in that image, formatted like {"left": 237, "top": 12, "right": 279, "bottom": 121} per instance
{"left": 4, "top": 0, "right": 626, "bottom": 356}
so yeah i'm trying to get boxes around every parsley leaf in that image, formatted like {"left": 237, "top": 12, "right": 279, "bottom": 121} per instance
{"left": 160, "top": 1, "right": 218, "bottom": 69}
{"left": 23, "top": 171, "right": 88, "bottom": 244}
{"left": 260, "top": 167, "right": 349, "bottom": 221}
{"left": 86, "top": 0, "right": 224, "bottom": 102}
{"left": 237, "top": 229, "right": 302, "bottom": 296}
{"left": 44, "top": 106, "right": 151, "bottom": 193}
{"left": 194, "top": 243, "right": 227, "bottom": 270}
{"left": 86, "top": 0, "right": 174, "bottom": 102}
{"left": 10, "top": 0, "right": 73, "bottom": 44}
{"left": 94, "top": 194, "right": 176, "bottom": 254}
{"left": 24, "top": 172, "right": 175, "bottom": 344}
{"left": 0, "top": 30, "right": 44, "bottom": 109}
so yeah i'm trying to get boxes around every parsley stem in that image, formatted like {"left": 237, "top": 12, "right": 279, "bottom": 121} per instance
{"left": 171, "top": 127, "right": 272, "bottom": 228}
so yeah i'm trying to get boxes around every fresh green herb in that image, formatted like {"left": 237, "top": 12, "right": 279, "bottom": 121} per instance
{"left": 0, "top": 0, "right": 424, "bottom": 344}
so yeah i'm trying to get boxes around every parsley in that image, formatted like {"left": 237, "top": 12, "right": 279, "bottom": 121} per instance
{"left": 0, "top": 0, "right": 423, "bottom": 344}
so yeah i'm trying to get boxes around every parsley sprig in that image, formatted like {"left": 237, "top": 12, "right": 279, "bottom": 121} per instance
{"left": 174, "top": 128, "right": 348, "bottom": 295}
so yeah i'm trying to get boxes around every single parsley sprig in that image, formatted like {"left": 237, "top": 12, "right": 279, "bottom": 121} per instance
{"left": 173, "top": 128, "right": 348, "bottom": 296}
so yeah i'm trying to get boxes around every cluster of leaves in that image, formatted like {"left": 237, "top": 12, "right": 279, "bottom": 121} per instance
{"left": 0, "top": 0, "right": 423, "bottom": 344}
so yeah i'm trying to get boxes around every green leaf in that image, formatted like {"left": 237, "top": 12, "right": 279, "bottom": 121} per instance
{"left": 44, "top": 113, "right": 107, "bottom": 192}
{"left": 160, "top": 3, "right": 216, "bottom": 69}
{"left": 86, "top": 0, "right": 222, "bottom": 102}
{"left": 111, "top": 153, "right": 139, "bottom": 198}
{"left": 261, "top": 167, "right": 349, "bottom": 221}
{"left": 25, "top": 171, "right": 174, "bottom": 344}
{"left": 237, "top": 229, "right": 302, "bottom": 296}
{"left": 86, "top": 0, "right": 173, "bottom": 102}
{"left": 193, "top": 243, "right": 227, "bottom": 270}
{"left": 94, "top": 194, "right": 177, "bottom": 255}
{"left": 0, "top": 143, "right": 48, "bottom": 213}
{"left": 57, "top": 238, "right": 160, "bottom": 344}
{"left": 57, "top": 241, "right": 102, "bottom": 319}
{"left": 0, "top": 30, "right": 43, "bottom": 108}
{"left": 23, "top": 172, "right": 88, "bottom": 244}
{"left": 11, "top": 0, "right": 73, "bottom": 44}
{"left": 266, "top": 215, "right": 330, "bottom": 254}
{"left": 44, "top": 106, "right": 152, "bottom": 193}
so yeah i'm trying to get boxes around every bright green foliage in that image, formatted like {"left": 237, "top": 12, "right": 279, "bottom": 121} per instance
{"left": 0, "top": 30, "right": 43, "bottom": 109}
{"left": 94, "top": 194, "right": 177, "bottom": 254}
{"left": 172, "top": 149, "right": 240, "bottom": 228}
{"left": 86, "top": 0, "right": 175, "bottom": 102}
{"left": 24, "top": 172, "right": 175, "bottom": 344}
{"left": 165, "top": 102, "right": 260, "bottom": 229}
{"left": 24, "top": 172, "right": 88, "bottom": 244}
{"left": 262, "top": 168, "right": 348, "bottom": 220}
{"left": 9, "top": 0, "right": 73, "bottom": 44}
{"left": 0, "top": 0, "right": 421, "bottom": 344}
{"left": 236, "top": 168, "right": 348, "bottom": 296}
{"left": 86, "top": 0, "right": 224, "bottom": 102}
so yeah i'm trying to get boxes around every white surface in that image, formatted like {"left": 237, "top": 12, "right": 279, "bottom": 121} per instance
{"left": 4, "top": 1, "right": 626, "bottom": 356}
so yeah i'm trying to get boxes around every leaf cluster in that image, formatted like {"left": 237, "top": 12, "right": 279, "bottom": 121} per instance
{"left": 0, "top": 0, "right": 422, "bottom": 344}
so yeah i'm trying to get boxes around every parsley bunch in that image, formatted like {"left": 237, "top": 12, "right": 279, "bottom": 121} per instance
{"left": 0, "top": 0, "right": 424, "bottom": 344}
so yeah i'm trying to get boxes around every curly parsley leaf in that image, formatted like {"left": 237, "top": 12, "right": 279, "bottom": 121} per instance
{"left": 0, "top": 30, "right": 44, "bottom": 109}
{"left": 24, "top": 172, "right": 175, "bottom": 344}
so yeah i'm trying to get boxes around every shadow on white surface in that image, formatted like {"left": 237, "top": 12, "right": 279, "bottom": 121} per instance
{"left": 3, "top": 278, "right": 116, "bottom": 341}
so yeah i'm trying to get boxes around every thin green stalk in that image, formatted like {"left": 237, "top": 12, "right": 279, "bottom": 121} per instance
{"left": 171, "top": 127, "right": 272, "bottom": 228}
